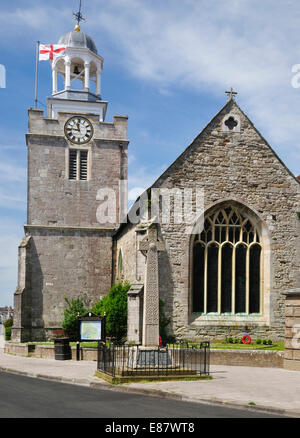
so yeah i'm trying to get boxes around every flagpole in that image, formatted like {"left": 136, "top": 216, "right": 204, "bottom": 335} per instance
{"left": 34, "top": 41, "right": 40, "bottom": 109}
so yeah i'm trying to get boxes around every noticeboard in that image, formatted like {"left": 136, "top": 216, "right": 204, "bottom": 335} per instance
{"left": 77, "top": 313, "right": 106, "bottom": 342}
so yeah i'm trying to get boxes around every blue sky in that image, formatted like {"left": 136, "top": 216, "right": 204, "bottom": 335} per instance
{"left": 0, "top": 0, "right": 299, "bottom": 306}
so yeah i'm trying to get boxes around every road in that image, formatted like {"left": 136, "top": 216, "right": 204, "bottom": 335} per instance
{"left": 0, "top": 371, "right": 280, "bottom": 418}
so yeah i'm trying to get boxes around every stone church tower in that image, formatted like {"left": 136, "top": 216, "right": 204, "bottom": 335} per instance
{"left": 12, "top": 25, "right": 128, "bottom": 342}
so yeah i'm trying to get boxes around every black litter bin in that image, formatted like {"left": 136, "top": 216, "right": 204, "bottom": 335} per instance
{"left": 54, "top": 338, "right": 72, "bottom": 360}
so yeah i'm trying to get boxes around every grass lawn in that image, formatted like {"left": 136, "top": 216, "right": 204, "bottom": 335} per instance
{"left": 26, "top": 341, "right": 99, "bottom": 348}
{"left": 209, "top": 342, "right": 284, "bottom": 351}
{"left": 17, "top": 341, "right": 285, "bottom": 351}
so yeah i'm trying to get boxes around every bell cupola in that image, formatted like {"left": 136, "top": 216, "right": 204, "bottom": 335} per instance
{"left": 47, "top": 23, "right": 107, "bottom": 121}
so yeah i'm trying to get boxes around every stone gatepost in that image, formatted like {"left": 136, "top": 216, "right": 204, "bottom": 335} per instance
{"left": 283, "top": 288, "right": 300, "bottom": 371}
{"left": 127, "top": 284, "right": 143, "bottom": 345}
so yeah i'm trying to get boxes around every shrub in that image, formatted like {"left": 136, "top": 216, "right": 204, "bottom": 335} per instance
{"left": 5, "top": 326, "right": 12, "bottom": 341}
{"left": 3, "top": 318, "right": 13, "bottom": 328}
{"left": 61, "top": 297, "right": 88, "bottom": 341}
{"left": 92, "top": 281, "right": 130, "bottom": 343}
{"left": 267, "top": 339, "right": 273, "bottom": 345}
{"left": 3, "top": 318, "right": 13, "bottom": 341}
{"left": 262, "top": 339, "right": 267, "bottom": 345}
{"left": 227, "top": 337, "right": 233, "bottom": 344}
{"left": 256, "top": 339, "right": 262, "bottom": 345}
{"left": 233, "top": 338, "right": 239, "bottom": 344}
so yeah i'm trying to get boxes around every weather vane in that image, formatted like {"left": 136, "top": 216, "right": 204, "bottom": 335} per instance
{"left": 73, "top": 0, "right": 86, "bottom": 28}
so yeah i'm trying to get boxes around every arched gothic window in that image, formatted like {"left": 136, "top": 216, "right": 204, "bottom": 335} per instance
{"left": 192, "top": 206, "right": 261, "bottom": 315}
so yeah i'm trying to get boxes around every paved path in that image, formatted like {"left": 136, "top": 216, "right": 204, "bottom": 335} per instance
{"left": 0, "top": 325, "right": 5, "bottom": 350}
{"left": 129, "top": 366, "right": 300, "bottom": 415}
{"left": 0, "top": 342, "right": 299, "bottom": 417}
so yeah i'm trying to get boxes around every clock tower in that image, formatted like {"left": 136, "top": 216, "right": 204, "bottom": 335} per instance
{"left": 12, "top": 24, "right": 128, "bottom": 342}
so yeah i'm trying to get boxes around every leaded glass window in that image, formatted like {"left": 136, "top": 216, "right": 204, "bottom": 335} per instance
{"left": 192, "top": 206, "right": 262, "bottom": 315}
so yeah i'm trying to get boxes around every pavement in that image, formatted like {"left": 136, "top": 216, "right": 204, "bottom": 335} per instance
{"left": 0, "top": 329, "right": 299, "bottom": 417}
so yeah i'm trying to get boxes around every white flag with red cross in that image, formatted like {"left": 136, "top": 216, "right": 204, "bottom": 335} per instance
{"left": 39, "top": 44, "right": 66, "bottom": 61}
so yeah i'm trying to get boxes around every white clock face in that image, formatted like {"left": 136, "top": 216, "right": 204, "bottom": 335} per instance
{"left": 64, "top": 116, "right": 93, "bottom": 144}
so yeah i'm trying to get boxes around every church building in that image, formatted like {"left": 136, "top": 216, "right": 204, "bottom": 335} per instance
{"left": 12, "top": 23, "right": 300, "bottom": 343}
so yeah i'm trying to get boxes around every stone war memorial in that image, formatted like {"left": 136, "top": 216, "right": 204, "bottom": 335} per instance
{"left": 10, "top": 9, "right": 300, "bottom": 374}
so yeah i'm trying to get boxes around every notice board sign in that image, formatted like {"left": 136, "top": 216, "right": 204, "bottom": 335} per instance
{"left": 77, "top": 313, "right": 106, "bottom": 342}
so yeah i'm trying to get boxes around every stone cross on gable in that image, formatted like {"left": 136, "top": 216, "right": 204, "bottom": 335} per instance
{"left": 139, "top": 226, "right": 165, "bottom": 347}
{"left": 225, "top": 87, "right": 238, "bottom": 102}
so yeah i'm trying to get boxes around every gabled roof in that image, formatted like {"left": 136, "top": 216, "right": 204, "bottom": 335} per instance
{"left": 151, "top": 98, "right": 300, "bottom": 189}
{"left": 115, "top": 99, "right": 300, "bottom": 236}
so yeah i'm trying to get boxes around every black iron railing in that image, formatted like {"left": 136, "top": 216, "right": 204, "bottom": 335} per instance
{"left": 97, "top": 341, "right": 210, "bottom": 377}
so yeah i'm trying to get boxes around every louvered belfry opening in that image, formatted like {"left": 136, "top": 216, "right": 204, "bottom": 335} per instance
{"left": 69, "top": 150, "right": 77, "bottom": 180}
{"left": 192, "top": 205, "right": 262, "bottom": 315}
{"left": 79, "top": 150, "right": 88, "bottom": 180}
{"left": 69, "top": 149, "right": 88, "bottom": 180}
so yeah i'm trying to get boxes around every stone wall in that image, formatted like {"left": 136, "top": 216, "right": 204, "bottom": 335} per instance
{"left": 13, "top": 227, "right": 113, "bottom": 341}
{"left": 210, "top": 349, "right": 284, "bottom": 368}
{"left": 283, "top": 289, "right": 300, "bottom": 371}
{"left": 114, "top": 222, "right": 146, "bottom": 284}
{"left": 4, "top": 343, "right": 97, "bottom": 361}
{"left": 4, "top": 342, "right": 283, "bottom": 367}
{"left": 117, "top": 100, "right": 300, "bottom": 342}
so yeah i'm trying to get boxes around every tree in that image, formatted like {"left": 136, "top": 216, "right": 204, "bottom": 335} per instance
{"left": 4, "top": 318, "right": 13, "bottom": 341}
{"left": 61, "top": 297, "right": 88, "bottom": 340}
{"left": 92, "top": 281, "right": 130, "bottom": 343}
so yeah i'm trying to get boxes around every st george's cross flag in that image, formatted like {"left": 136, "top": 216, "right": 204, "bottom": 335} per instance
{"left": 39, "top": 44, "right": 66, "bottom": 61}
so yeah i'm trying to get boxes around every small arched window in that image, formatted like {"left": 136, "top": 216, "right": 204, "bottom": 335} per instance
{"left": 117, "top": 249, "right": 124, "bottom": 281}
{"left": 192, "top": 205, "right": 261, "bottom": 315}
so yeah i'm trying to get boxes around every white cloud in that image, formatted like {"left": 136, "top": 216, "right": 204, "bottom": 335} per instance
{"left": 0, "top": 218, "right": 24, "bottom": 306}
{"left": 128, "top": 187, "right": 146, "bottom": 202}
{"left": 127, "top": 160, "right": 167, "bottom": 206}
{"left": 0, "top": 156, "right": 27, "bottom": 211}
{"left": 0, "top": 162, "right": 26, "bottom": 183}
{"left": 0, "top": 4, "right": 70, "bottom": 45}
{"left": 89, "top": 0, "right": 300, "bottom": 174}
{"left": 2, "top": 1, "right": 300, "bottom": 176}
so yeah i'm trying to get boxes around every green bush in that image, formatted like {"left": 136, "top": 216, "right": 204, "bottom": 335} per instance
{"left": 92, "top": 281, "right": 130, "bottom": 343}
{"left": 3, "top": 318, "right": 13, "bottom": 328}
{"left": 227, "top": 337, "right": 233, "bottom": 344}
{"left": 256, "top": 339, "right": 262, "bottom": 345}
{"left": 3, "top": 318, "right": 13, "bottom": 341}
{"left": 61, "top": 297, "right": 88, "bottom": 341}
{"left": 262, "top": 339, "right": 267, "bottom": 345}
{"left": 5, "top": 326, "right": 12, "bottom": 341}
{"left": 267, "top": 339, "right": 273, "bottom": 345}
